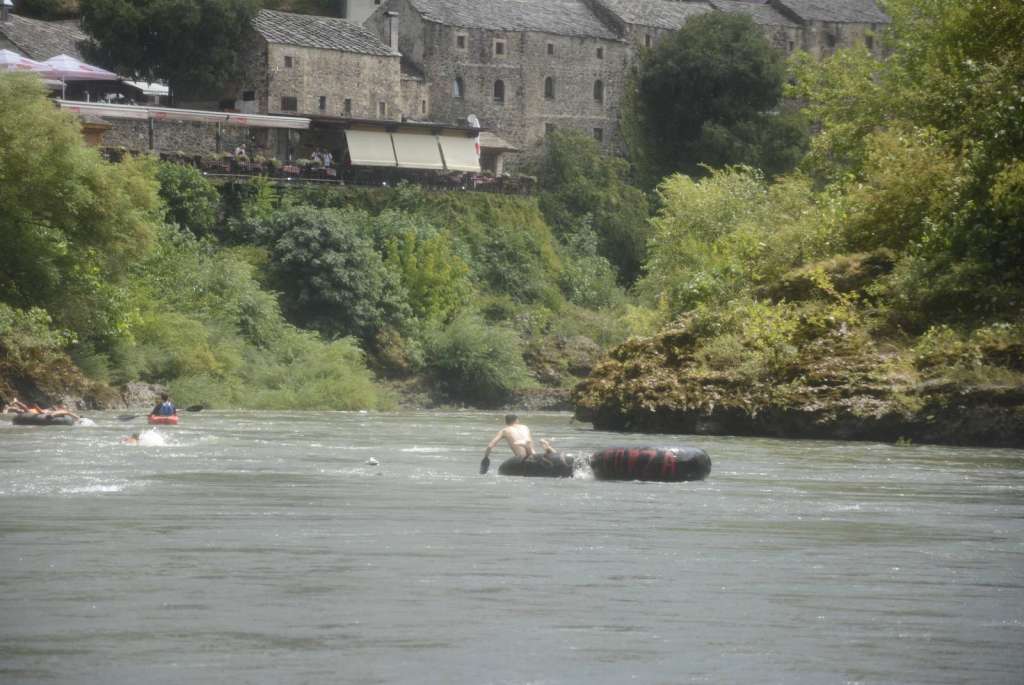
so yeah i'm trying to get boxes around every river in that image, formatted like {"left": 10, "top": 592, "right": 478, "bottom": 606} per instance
{"left": 1, "top": 411, "right": 1022, "bottom": 684}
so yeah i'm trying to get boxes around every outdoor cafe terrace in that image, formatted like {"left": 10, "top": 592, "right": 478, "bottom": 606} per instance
{"left": 58, "top": 100, "right": 533, "bottom": 195}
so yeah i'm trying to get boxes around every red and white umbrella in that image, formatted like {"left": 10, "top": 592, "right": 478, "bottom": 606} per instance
{"left": 0, "top": 49, "right": 48, "bottom": 72}
{"left": 40, "top": 54, "right": 119, "bottom": 98}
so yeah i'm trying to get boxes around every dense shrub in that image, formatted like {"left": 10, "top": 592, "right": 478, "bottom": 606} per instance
{"left": 257, "top": 206, "right": 411, "bottom": 342}
{"left": 424, "top": 313, "right": 535, "bottom": 406}
{"left": 155, "top": 161, "right": 220, "bottom": 237}
{"left": 538, "top": 129, "right": 651, "bottom": 284}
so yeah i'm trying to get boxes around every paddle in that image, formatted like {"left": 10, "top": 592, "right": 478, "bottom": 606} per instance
{"left": 117, "top": 405, "right": 205, "bottom": 421}
{"left": 480, "top": 454, "right": 490, "bottom": 474}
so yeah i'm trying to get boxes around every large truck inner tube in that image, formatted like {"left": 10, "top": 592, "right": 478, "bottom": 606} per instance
{"left": 148, "top": 415, "right": 179, "bottom": 426}
{"left": 11, "top": 413, "right": 76, "bottom": 427}
{"left": 589, "top": 447, "right": 711, "bottom": 482}
{"left": 498, "top": 453, "right": 576, "bottom": 478}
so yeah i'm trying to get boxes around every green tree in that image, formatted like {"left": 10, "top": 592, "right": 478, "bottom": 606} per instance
{"left": 538, "top": 129, "right": 651, "bottom": 284}
{"left": 632, "top": 12, "right": 806, "bottom": 180}
{"left": 155, "top": 161, "right": 220, "bottom": 236}
{"left": 0, "top": 73, "right": 160, "bottom": 344}
{"left": 80, "top": 0, "right": 257, "bottom": 97}
{"left": 792, "top": 0, "right": 1024, "bottom": 324}
{"left": 639, "top": 167, "right": 830, "bottom": 320}
{"left": 258, "top": 206, "right": 411, "bottom": 342}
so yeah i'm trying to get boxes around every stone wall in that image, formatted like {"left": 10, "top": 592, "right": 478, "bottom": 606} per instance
{"left": 263, "top": 42, "right": 402, "bottom": 120}
{"left": 100, "top": 118, "right": 262, "bottom": 156}
{"left": 799, "top": 19, "right": 885, "bottom": 59}
{"left": 401, "top": 74, "right": 431, "bottom": 119}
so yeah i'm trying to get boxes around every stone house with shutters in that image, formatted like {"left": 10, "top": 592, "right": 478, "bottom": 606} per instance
{"left": 366, "top": 0, "right": 630, "bottom": 156}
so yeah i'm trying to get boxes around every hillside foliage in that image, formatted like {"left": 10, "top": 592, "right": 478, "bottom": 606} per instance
{"left": 575, "top": 0, "right": 1024, "bottom": 444}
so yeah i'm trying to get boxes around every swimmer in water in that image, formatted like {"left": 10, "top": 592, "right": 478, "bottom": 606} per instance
{"left": 480, "top": 413, "right": 534, "bottom": 474}
{"left": 121, "top": 433, "right": 141, "bottom": 445}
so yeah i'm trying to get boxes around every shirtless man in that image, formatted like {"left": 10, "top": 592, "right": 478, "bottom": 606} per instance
{"left": 480, "top": 414, "right": 534, "bottom": 474}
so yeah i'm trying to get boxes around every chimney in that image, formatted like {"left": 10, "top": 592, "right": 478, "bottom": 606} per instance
{"left": 385, "top": 10, "right": 399, "bottom": 51}
{"left": 2, "top": 0, "right": 12, "bottom": 23}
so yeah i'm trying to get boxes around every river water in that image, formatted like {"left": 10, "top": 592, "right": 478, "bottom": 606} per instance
{"left": 1, "top": 411, "right": 1022, "bottom": 684}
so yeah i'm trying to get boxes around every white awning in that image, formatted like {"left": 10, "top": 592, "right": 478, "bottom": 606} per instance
{"left": 123, "top": 80, "right": 169, "bottom": 97}
{"left": 391, "top": 132, "right": 444, "bottom": 170}
{"left": 344, "top": 129, "right": 397, "bottom": 167}
{"left": 438, "top": 135, "right": 481, "bottom": 173}
{"left": 55, "top": 100, "right": 311, "bottom": 129}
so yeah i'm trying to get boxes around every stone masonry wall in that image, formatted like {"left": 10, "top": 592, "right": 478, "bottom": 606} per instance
{"left": 263, "top": 42, "right": 402, "bottom": 120}
{"left": 100, "top": 118, "right": 256, "bottom": 156}
{"left": 401, "top": 76, "right": 431, "bottom": 119}
{"left": 800, "top": 20, "right": 885, "bottom": 59}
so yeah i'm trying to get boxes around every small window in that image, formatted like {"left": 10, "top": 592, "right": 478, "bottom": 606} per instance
{"left": 456, "top": 34, "right": 466, "bottom": 49}
{"left": 493, "top": 79, "right": 505, "bottom": 104}
{"left": 644, "top": 34, "right": 652, "bottom": 48}
{"left": 544, "top": 76, "right": 554, "bottom": 100}
{"left": 494, "top": 39, "right": 505, "bottom": 56}
{"left": 593, "top": 128, "right": 603, "bottom": 142}
{"left": 284, "top": 55, "right": 293, "bottom": 68}
{"left": 453, "top": 77, "right": 464, "bottom": 98}
{"left": 378, "top": 101, "right": 386, "bottom": 118}
{"left": 545, "top": 123, "right": 556, "bottom": 136}
{"left": 344, "top": 98, "right": 352, "bottom": 115}
{"left": 826, "top": 33, "right": 837, "bottom": 48}
{"left": 319, "top": 96, "right": 327, "bottom": 111}
{"left": 546, "top": 43, "right": 554, "bottom": 56}
{"left": 421, "top": 99, "right": 427, "bottom": 114}
{"left": 865, "top": 35, "right": 874, "bottom": 50}
{"left": 242, "top": 90, "right": 255, "bottom": 102}
{"left": 280, "top": 96, "right": 297, "bottom": 111}
{"left": 593, "top": 79, "right": 604, "bottom": 104}
{"left": 596, "top": 47, "right": 604, "bottom": 59}
{"left": 788, "top": 40, "right": 795, "bottom": 52}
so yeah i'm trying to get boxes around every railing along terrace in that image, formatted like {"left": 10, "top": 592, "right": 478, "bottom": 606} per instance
{"left": 98, "top": 147, "right": 536, "bottom": 195}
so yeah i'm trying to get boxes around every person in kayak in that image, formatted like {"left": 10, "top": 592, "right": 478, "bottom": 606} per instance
{"left": 481, "top": 414, "right": 535, "bottom": 474}
{"left": 150, "top": 393, "right": 176, "bottom": 418}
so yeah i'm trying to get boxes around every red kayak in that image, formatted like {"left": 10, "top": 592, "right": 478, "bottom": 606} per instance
{"left": 148, "top": 415, "right": 179, "bottom": 425}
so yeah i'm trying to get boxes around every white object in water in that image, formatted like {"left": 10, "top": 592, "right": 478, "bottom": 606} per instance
{"left": 76, "top": 417, "right": 96, "bottom": 427}
{"left": 366, "top": 457, "right": 379, "bottom": 466}
{"left": 138, "top": 429, "right": 166, "bottom": 447}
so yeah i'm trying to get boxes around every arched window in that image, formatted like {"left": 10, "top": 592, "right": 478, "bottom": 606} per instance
{"left": 544, "top": 76, "right": 555, "bottom": 100}
{"left": 593, "top": 79, "right": 604, "bottom": 104}
{"left": 493, "top": 79, "right": 505, "bottom": 104}
{"left": 453, "top": 77, "right": 464, "bottom": 98}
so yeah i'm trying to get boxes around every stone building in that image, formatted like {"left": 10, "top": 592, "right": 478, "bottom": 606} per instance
{"left": 233, "top": 9, "right": 405, "bottom": 121}
{"left": 364, "top": 0, "right": 887, "bottom": 163}
{"left": 768, "top": 0, "right": 890, "bottom": 58}
{"left": 366, "top": 0, "right": 630, "bottom": 156}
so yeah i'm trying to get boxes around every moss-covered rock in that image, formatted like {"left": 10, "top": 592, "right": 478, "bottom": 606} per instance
{"left": 572, "top": 317, "right": 1024, "bottom": 447}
